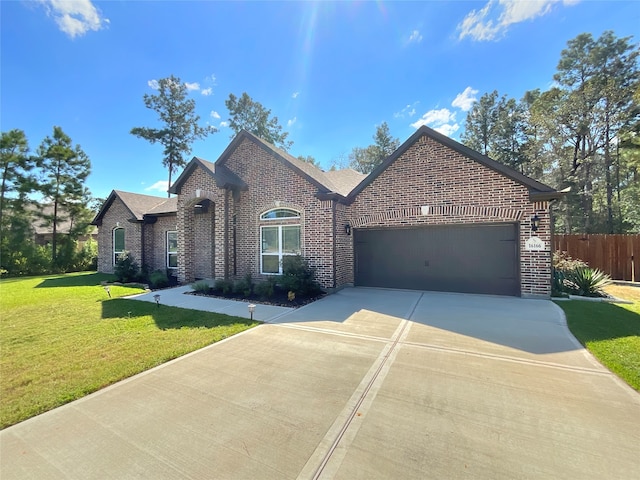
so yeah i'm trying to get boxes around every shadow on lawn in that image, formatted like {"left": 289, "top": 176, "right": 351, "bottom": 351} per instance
{"left": 101, "top": 298, "right": 255, "bottom": 330}
{"left": 562, "top": 300, "right": 640, "bottom": 344}
{"left": 36, "top": 272, "right": 116, "bottom": 288}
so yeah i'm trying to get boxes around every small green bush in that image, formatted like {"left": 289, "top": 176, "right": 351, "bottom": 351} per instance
{"left": 280, "top": 255, "right": 320, "bottom": 296}
{"left": 114, "top": 251, "right": 139, "bottom": 283}
{"left": 233, "top": 273, "right": 253, "bottom": 297}
{"left": 563, "top": 267, "right": 613, "bottom": 297}
{"left": 254, "top": 278, "right": 276, "bottom": 299}
{"left": 214, "top": 278, "right": 234, "bottom": 295}
{"left": 149, "top": 270, "right": 169, "bottom": 289}
{"left": 192, "top": 280, "right": 211, "bottom": 294}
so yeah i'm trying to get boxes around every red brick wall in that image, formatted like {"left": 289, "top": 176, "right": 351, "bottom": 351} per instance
{"left": 176, "top": 168, "right": 227, "bottom": 283}
{"left": 96, "top": 197, "right": 142, "bottom": 274}
{"left": 346, "top": 134, "right": 552, "bottom": 297}
{"left": 145, "top": 215, "right": 178, "bottom": 273}
{"left": 224, "top": 139, "right": 335, "bottom": 288}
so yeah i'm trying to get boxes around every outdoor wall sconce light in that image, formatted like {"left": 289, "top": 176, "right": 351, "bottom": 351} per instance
{"left": 248, "top": 304, "right": 256, "bottom": 321}
{"left": 345, "top": 224, "right": 352, "bottom": 236}
{"left": 153, "top": 294, "right": 161, "bottom": 308}
{"left": 104, "top": 285, "right": 111, "bottom": 298}
{"left": 531, "top": 214, "right": 541, "bottom": 232}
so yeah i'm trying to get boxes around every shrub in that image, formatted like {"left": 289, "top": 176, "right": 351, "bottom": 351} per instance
{"left": 233, "top": 273, "right": 253, "bottom": 297}
{"left": 254, "top": 278, "right": 276, "bottom": 299}
{"left": 114, "top": 251, "right": 139, "bottom": 283}
{"left": 280, "top": 255, "right": 320, "bottom": 296}
{"left": 149, "top": 270, "right": 169, "bottom": 289}
{"left": 563, "top": 267, "right": 613, "bottom": 297}
{"left": 192, "top": 280, "right": 211, "bottom": 294}
{"left": 553, "top": 251, "right": 588, "bottom": 272}
{"left": 214, "top": 278, "right": 234, "bottom": 295}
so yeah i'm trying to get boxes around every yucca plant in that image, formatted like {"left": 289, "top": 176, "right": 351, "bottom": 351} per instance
{"left": 563, "top": 267, "right": 612, "bottom": 297}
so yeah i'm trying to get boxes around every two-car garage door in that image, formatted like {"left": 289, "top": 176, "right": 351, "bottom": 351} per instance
{"left": 354, "top": 223, "right": 520, "bottom": 296}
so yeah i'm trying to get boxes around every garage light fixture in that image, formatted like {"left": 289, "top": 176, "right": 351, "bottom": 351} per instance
{"left": 530, "top": 214, "right": 541, "bottom": 232}
{"left": 344, "top": 224, "right": 352, "bottom": 236}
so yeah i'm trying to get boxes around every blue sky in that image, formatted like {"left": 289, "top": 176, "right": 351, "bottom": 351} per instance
{"left": 2, "top": 1, "right": 638, "bottom": 200}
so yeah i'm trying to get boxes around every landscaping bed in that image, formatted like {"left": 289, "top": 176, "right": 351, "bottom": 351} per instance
{"left": 187, "top": 285, "right": 325, "bottom": 308}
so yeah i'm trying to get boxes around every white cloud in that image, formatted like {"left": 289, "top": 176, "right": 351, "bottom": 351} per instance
{"left": 287, "top": 117, "right": 297, "bottom": 127}
{"left": 408, "top": 29, "right": 423, "bottom": 44}
{"left": 411, "top": 108, "right": 456, "bottom": 128}
{"left": 144, "top": 180, "right": 169, "bottom": 193}
{"left": 219, "top": 121, "right": 229, "bottom": 128}
{"left": 210, "top": 111, "right": 221, "bottom": 119}
{"left": 451, "top": 87, "right": 478, "bottom": 111}
{"left": 148, "top": 79, "right": 159, "bottom": 90}
{"left": 201, "top": 87, "right": 213, "bottom": 96}
{"left": 410, "top": 108, "right": 460, "bottom": 137}
{"left": 292, "top": 91, "right": 300, "bottom": 99}
{"left": 434, "top": 123, "right": 460, "bottom": 137}
{"left": 38, "top": 0, "right": 109, "bottom": 38}
{"left": 394, "top": 101, "right": 420, "bottom": 119}
{"left": 206, "top": 74, "right": 217, "bottom": 84}
{"left": 458, "top": 0, "right": 579, "bottom": 42}
{"left": 185, "top": 82, "right": 200, "bottom": 91}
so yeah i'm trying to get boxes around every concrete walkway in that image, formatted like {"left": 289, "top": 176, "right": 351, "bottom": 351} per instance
{"left": 127, "top": 285, "right": 294, "bottom": 322}
{"left": 1, "top": 288, "right": 639, "bottom": 479}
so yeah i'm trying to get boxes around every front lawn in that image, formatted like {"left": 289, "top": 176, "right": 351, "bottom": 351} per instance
{"left": 557, "top": 285, "right": 640, "bottom": 391}
{"left": 0, "top": 272, "right": 257, "bottom": 429}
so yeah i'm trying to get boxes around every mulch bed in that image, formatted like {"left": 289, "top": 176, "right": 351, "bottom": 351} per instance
{"left": 186, "top": 287, "right": 325, "bottom": 308}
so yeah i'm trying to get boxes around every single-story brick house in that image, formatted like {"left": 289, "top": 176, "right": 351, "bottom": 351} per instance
{"left": 92, "top": 126, "right": 562, "bottom": 297}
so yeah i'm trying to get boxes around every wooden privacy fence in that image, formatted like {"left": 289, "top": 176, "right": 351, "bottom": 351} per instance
{"left": 553, "top": 234, "right": 639, "bottom": 281}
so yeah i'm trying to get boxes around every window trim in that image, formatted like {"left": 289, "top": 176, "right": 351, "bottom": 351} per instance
{"left": 113, "top": 227, "right": 125, "bottom": 265}
{"left": 166, "top": 231, "right": 178, "bottom": 269}
{"left": 260, "top": 224, "right": 301, "bottom": 275}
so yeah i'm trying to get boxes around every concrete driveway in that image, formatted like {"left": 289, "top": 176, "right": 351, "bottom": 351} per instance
{"left": 1, "top": 288, "right": 639, "bottom": 479}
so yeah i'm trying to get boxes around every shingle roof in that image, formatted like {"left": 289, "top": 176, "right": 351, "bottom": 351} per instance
{"left": 324, "top": 169, "right": 367, "bottom": 196}
{"left": 145, "top": 196, "right": 178, "bottom": 215}
{"left": 92, "top": 190, "right": 176, "bottom": 225}
{"left": 169, "top": 157, "right": 247, "bottom": 195}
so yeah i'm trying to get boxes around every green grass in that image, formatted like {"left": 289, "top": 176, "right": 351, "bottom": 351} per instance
{"left": 556, "top": 286, "right": 640, "bottom": 391}
{"left": 0, "top": 272, "right": 257, "bottom": 429}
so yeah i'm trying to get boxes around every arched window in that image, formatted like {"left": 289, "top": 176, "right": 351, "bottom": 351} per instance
{"left": 113, "top": 227, "right": 125, "bottom": 265}
{"left": 260, "top": 208, "right": 300, "bottom": 220}
{"left": 259, "top": 208, "right": 301, "bottom": 274}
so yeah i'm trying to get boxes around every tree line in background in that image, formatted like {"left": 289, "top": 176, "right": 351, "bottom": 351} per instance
{"left": 461, "top": 31, "right": 639, "bottom": 234}
{"left": 0, "top": 127, "right": 96, "bottom": 276}
{"left": 4, "top": 30, "right": 636, "bottom": 277}
{"left": 138, "top": 32, "right": 636, "bottom": 236}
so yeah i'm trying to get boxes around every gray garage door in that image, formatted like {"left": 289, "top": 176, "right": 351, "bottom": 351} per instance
{"left": 354, "top": 223, "right": 519, "bottom": 296}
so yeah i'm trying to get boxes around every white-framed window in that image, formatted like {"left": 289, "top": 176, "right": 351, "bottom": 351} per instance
{"left": 260, "top": 208, "right": 300, "bottom": 221}
{"left": 261, "top": 225, "right": 301, "bottom": 274}
{"left": 113, "top": 227, "right": 125, "bottom": 265}
{"left": 167, "top": 231, "right": 178, "bottom": 269}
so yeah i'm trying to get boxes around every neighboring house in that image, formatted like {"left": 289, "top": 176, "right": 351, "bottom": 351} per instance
{"left": 92, "top": 126, "right": 562, "bottom": 297}
{"left": 28, "top": 204, "right": 98, "bottom": 247}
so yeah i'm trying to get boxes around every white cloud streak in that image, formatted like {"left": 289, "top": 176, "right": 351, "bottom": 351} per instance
{"left": 287, "top": 117, "right": 297, "bottom": 127}
{"left": 410, "top": 108, "right": 459, "bottom": 137}
{"left": 201, "top": 87, "right": 213, "bottom": 96}
{"left": 219, "top": 121, "right": 229, "bottom": 128}
{"left": 185, "top": 82, "right": 200, "bottom": 91}
{"left": 458, "top": 0, "right": 579, "bottom": 41}
{"left": 210, "top": 111, "right": 221, "bottom": 119}
{"left": 451, "top": 87, "right": 478, "bottom": 111}
{"left": 408, "top": 29, "right": 423, "bottom": 44}
{"left": 148, "top": 79, "right": 159, "bottom": 90}
{"left": 292, "top": 91, "right": 300, "bottom": 99}
{"left": 145, "top": 180, "right": 169, "bottom": 193}
{"left": 38, "top": 0, "right": 109, "bottom": 38}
